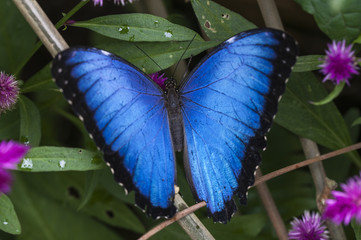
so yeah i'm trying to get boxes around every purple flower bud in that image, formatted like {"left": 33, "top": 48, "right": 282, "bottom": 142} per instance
{"left": 149, "top": 72, "right": 168, "bottom": 90}
{"left": 0, "top": 72, "right": 19, "bottom": 113}
{"left": 319, "top": 40, "right": 359, "bottom": 85}
{"left": 288, "top": 211, "right": 329, "bottom": 240}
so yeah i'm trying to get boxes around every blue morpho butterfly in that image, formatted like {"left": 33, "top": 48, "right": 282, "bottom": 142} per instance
{"left": 51, "top": 28, "right": 297, "bottom": 223}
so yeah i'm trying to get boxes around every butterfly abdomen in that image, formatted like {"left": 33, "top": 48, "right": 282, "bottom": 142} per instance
{"left": 165, "top": 82, "right": 184, "bottom": 152}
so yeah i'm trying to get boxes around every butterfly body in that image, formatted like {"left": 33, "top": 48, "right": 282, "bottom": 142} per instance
{"left": 164, "top": 80, "right": 184, "bottom": 152}
{"left": 52, "top": 28, "right": 298, "bottom": 223}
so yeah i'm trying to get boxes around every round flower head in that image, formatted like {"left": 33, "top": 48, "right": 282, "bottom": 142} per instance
{"left": 0, "top": 72, "right": 19, "bottom": 113}
{"left": 319, "top": 40, "right": 359, "bottom": 85}
{"left": 149, "top": 72, "right": 168, "bottom": 90}
{"left": 0, "top": 140, "right": 30, "bottom": 193}
{"left": 324, "top": 172, "right": 361, "bottom": 225}
{"left": 288, "top": 211, "right": 329, "bottom": 240}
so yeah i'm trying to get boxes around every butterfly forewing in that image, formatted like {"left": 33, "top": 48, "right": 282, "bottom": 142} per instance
{"left": 52, "top": 48, "right": 177, "bottom": 218}
{"left": 180, "top": 28, "right": 298, "bottom": 223}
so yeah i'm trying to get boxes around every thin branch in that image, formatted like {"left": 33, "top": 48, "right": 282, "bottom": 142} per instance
{"left": 255, "top": 142, "right": 361, "bottom": 186}
{"left": 256, "top": 169, "right": 288, "bottom": 240}
{"left": 138, "top": 199, "right": 208, "bottom": 240}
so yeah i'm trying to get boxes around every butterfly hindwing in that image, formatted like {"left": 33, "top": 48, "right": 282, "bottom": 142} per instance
{"left": 180, "top": 28, "right": 297, "bottom": 223}
{"left": 52, "top": 47, "right": 177, "bottom": 218}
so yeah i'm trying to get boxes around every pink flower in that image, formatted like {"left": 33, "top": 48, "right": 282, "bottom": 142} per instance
{"left": 288, "top": 211, "right": 329, "bottom": 240}
{"left": 93, "top": 0, "right": 134, "bottom": 6}
{"left": 0, "top": 141, "right": 30, "bottom": 193}
{"left": 0, "top": 72, "right": 19, "bottom": 113}
{"left": 323, "top": 172, "right": 361, "bottom": 225}
{"left": 149, "top": 72, "right": 168, "bottom": 90}
{"left": 319, "top": 40, "right": 359, "bottom": 85}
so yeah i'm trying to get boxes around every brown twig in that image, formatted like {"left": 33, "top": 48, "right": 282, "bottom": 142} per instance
{"left": 138, "top": 201, "right": 207, "bottom": 240}
{"left": 255, "top": 142, "right": 361, "bottom": 186}
{"left": 256, "top": 169, "right": 288, "bottom": 240}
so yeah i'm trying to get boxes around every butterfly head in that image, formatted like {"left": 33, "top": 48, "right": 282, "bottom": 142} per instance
{"left": 164, "top": 78, "right": 178, "bottom": 93}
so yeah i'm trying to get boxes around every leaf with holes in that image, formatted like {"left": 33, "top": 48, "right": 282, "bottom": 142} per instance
{"left": 191, "top": 0, "right": 256, "bottom": 40}
{"left": 95, "top": 36, "right": 218, "bottom": 74}
{"left": 73, "top": 13, "right": 203, "bottom": 42}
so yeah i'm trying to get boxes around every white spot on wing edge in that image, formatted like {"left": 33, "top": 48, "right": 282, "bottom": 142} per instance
{"left": 226, "top": 36, "right": 237, "bottom": 44}
{"left": 100, "top": 49, "right": 111, "bottom": 56}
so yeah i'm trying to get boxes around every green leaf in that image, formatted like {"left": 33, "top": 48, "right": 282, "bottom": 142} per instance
{"left": 191, "top": 0, "right": 256, "bottom": 40}
{"left": 293, "top": 55, "right": 323, "bottom": 72}
{"left": 10, "top": 173, "right": 123, "bottom": 240}
{"left": 294, "top": 0, "right": 361, "bottom": 42}
{"left": 18, "top": 95, "right": 41, "bottom": 147}
{"left": 96, "top": 37, "right": 218, "bottom": 74}
{"left": 310, "top": 81, "right": 345, "bottom": 105}
{"left": 0, "top": 0, "right": 36, "bottom": 73}
{"left": 17, "top": 147, "right": 105, "bottom": 172}
{"left": 275, "top": 72, "right": 361, "bottom": 166}
{"left": 0, "top": 195, "right": 21, "bottom": 235}
{"left": 73, "top": 13, "right": 202, "bottom": 42}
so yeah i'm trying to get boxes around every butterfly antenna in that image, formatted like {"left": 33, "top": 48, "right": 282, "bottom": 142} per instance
{"left": 133, "top": 43, "right": 163, "bottom": 72}
{"left": 171, "top": 33, "right": 197, "bottom": 80}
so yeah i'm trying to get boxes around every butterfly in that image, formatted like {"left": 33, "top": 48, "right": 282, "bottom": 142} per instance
{"left": 51, "top": 28, "right": 298, "bottom": 223}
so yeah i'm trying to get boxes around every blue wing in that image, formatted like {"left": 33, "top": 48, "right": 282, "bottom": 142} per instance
{"left": 52, "top": 47, "right": 176, "bottom": 218}
{"left": 180, "top": 28, "right": 297, "bottom": 223}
